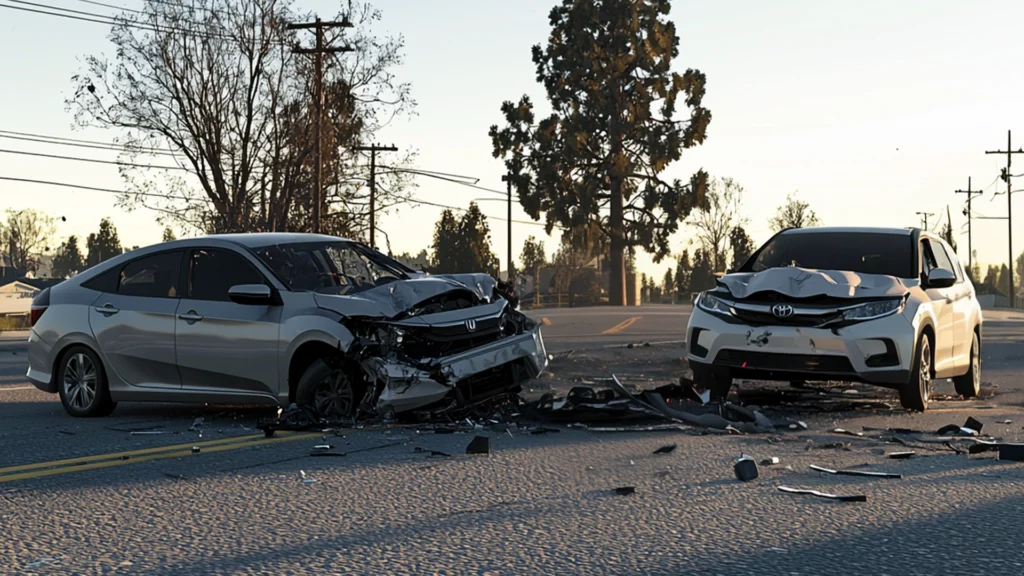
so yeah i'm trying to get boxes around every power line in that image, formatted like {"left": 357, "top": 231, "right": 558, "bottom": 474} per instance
{"left": 0, "top": 147, "right": 186, "bottom": 171}
{"left": 385, "top": 166, "right": 512, "bottom": 197}
{"left": 0, "top": 0, "right": 233, "bottom": 40}
{"left": 0, "top": 131, "right": 180, "bottom": 157}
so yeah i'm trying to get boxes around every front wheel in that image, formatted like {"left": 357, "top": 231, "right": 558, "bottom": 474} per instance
{"left": 58, "top": 346, "right": 117, "bottom": 417}
{"left": 953, "top": 332, "right": 981, "bottom": 398}
{"left": 899, "top": 333, "right": 933, "bottom": 411}
{"left": 295, "top": 358, "right": 356, "bottom": 420}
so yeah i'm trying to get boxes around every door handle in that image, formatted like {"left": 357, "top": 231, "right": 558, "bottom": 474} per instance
{"left": 178, "top": 311, "right": 203, "bottom": 323}
{"left": 94, "top": 305, "right": 119, "bottom": 316}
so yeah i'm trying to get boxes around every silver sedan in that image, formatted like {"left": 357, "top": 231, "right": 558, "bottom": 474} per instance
{"left": 27, "top": 233, "right": 547, "bottom": 419}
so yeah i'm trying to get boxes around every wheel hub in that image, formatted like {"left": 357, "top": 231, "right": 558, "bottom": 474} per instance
{"left": 63, "top": 353, "right": 97, "bottom": 410}
{"left": 314, "top": 369, "right": 354, "bottom": 420}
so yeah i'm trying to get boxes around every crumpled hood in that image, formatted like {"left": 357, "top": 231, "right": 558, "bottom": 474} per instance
{"left": 717, "top": 267, "right": 909, "bottom": 300}
{"left": 313, "top": 273, "right": 498, "bottom": 319}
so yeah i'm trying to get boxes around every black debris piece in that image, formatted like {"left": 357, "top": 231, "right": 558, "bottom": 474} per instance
{"left": 529, "top": 427, "right": 561, "bottom": 435}
{"left": 832, "top": 428, "right": 864, "bottom": 437}
{"left": 809, "top": 465, "right": 901, "bottom": 479}
{"left": 812, "top": 442, "right": 852, "bottom": 451}
{"left": 257, "top": 404, "right": 326, "bottom": 437}
{"left": 191, "top": 446, "right": 201, "bottom": 454}
{"left": 653, "top": 444, "right": 677, "bottom": 455}
{"left": 613, "top": 486, "right": 636, "bottom": 496}
{"left": 734, "top": 455, "right": 759, "bottom": 482}
{"left": 677, "top": 376, "right": 707, "bottom": 404}
{"left": 887, "top": 451, "right": 917, "bottom": 459}
{"left": 723, "top": 403, "right": 758, "bottom": 423}
{"left": 309, "top": 452, "right": 346, "bottom": 458}
{"left": 778, "top": 486, "right": 866, "bottom": 502}
{"left": 964, "top": 417, "right": 984, "bottom": 434}
{"left": 998, "top": 419, "right": 1013, "bottom": 424}
{"left": 945, "top": 442, "right": 967, "bottom": 455}
{"left": 998, "top": 444, "right": 1024, "bottom": 461}
{"left": 968, "top": 443, "right": 998, "bottom": 455}
{"left": 761, "top": 457, "right": 781, "bottom": 465}
{"left": 466, "top": 436, "right": 490, "bottom": 455}
{"left": 627, "top": 343, "right": 635, "bottom": 349}
{"left": 937, "top": 423, "right": 978, "bottom": 437}
{"left": 863, "top": 426, "right": 924, "bottom": 435}
{"left": 643, "top": 342, "right": 651, "bottom": 348}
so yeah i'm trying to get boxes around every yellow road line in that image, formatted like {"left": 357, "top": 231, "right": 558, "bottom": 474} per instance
{"left": 602, "top": 316, "right": 641, "bottom": 335}
{"left": 540, "top": 317, "right": 551, "bottom": 326}
{"left": 0, "top": 431, "right": 324, "bottom": 484}
{"left": 0, "top": 431, "right": 320, "bottom": 476}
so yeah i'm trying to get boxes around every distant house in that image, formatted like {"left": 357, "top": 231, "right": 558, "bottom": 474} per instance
{"left": 0, "top": 277, "right": 62, "bottom": 316}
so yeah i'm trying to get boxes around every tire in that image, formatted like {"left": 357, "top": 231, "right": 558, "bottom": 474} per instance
{"left": 899, "top": 333, "right": 933, "bottom": 412}
{"left": 57, "top": 345, "right": 116, "bottom": 418}
{"left": 294, "top": 358, "right": 356, "bottom": 420}
{"left": 953, "top": 332, "right": 981, "bottom": 399}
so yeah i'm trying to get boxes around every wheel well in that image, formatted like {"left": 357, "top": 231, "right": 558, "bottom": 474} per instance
{"left": 919, "top": 324, "right": 935, "bottom": 375}
{"left": 288, "top": 341, "right": 342, "bottom": 403}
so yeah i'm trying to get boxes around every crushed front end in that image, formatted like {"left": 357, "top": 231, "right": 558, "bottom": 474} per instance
{"left": 349, "top": 280, "right": 548, "bottom": 419}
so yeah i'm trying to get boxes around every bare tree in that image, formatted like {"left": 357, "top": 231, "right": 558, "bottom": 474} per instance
{"left": 689, "top": 177, "right": 744, "bottom": 272}
{"left": 68, "top": 0, "right": 416, "bottom": 237}
{"left": 0, "top": 209, "right": 56, "bottom": 272}
{"left": 769, "top": 192, "right": 821, "bottom": 232}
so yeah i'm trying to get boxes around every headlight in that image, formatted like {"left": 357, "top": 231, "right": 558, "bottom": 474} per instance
{"left": 697, "top": 292, "right": 732, "bottom": 315}
{"left": 842, "top": 298, "right": 905, "bottom": 321}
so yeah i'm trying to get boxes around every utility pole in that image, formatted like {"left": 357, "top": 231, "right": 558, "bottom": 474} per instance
{"left": 353, "top": 144, "right": 397, "bottom": 249}
{"left": 501, "top": 173, "right": 513, "bottom": 282}
{"left": 288, "top": 17, "right": 353, "bottom": 234}
{"left": 956, "top": 177, "right": 982, "bottom": 272}
{"left": 985, "top": 130, "right": 1024, "bottom": 308}
{"left": 916, "top": 212, "right": 934, "bottom": 230}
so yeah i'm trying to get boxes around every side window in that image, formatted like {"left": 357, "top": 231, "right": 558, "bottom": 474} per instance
{"left": 940, "top": 244, "right": 965, "bottom": 283}
{"left": 82, "top": 266, "right": 121, "bottom": 293}
{"left": 188, "top": 249, "right": 267, "bottom": 301}
{"left": 118, "top": 251, "right": 183, "bottom": 298}
{"left": 926, "top": 239, "right": 956, "bottom": 275}
{"left": 919, "top": 241, "right": 937, "bottom": 277}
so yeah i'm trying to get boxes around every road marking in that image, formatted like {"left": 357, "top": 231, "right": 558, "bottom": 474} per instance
{"left": 0, "top": 386, "right": 34, "bottom": 392}
{"left": 0, "top": 431, "right": 323, "bottom": 482}
{"left": 540, "top": 317, "right": 551, "bottom": 326}
{"left": 601, "top": 316, "right": 641, "bottom": 334}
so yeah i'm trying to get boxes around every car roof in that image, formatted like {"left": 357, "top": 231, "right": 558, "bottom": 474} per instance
{"left": 781, "top": 226, "right": 916, "bottom": 236}
{"left": 198, "top": 232, "right": 353, "bottom": 248}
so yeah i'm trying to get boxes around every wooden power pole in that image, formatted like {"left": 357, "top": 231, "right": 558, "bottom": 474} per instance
{"left": 955, "top": 177, "right": 982, "bottom": 272}
{"left": 353, "top": 144, "right": 397, "bottom": 249}
{"left": 501, "top": 173, "right": 513, "bottom": 281}
{"left": 985, "top": 130, "right": 1024, "bottom": 308}
{"left": 916, "top": 212, "right": 934, "bottom": 230}
{"left": 288, "top": 17, "right": 353, "bottom": 234}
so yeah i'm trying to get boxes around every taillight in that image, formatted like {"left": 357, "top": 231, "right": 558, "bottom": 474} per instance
{"left": 30, "top": 287, "right": 50, "bottom": 327}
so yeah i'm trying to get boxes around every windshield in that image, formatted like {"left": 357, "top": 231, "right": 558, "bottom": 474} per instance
{"left": 743, "top": 232, "right": 914, "bottom": 278}
{"left": 252, "top": 241, "right": 414, "bottom": 294}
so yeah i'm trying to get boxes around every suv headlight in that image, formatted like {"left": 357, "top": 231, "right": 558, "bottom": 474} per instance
{"left": 842, "top": 298, "right": 905, "bottom": 321}
{"left": 696, "top": 292, "right": 732, "bottom": 315}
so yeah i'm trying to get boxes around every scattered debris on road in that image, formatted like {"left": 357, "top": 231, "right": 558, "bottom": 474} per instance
{"left": 613, "top": 486, "right": 636, "bottom": 495}
{"left": 734, "top": 454, "right": 759, "bottom": 481}
{"left": 809, "top": 464, "right": 901, "bottom": 479}
{"left": 653, "top": 444, "right": 677, "bottom": 455}
{"left": 777, "top": 486, "right": 867, "bottom": 502}
{"left": 761, "top": 457, "right": 781, "bottom": 465}
{"left": 466, "top": 436, "right": 490, "bottom": 455}
{"left": 129, "top": 430, "right": 170, "bottom": 436}
{"left": 887, "top": 451, "right": 916, "bottom": 459}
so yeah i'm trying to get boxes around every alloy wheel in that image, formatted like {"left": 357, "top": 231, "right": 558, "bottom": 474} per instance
{"left": 314, "top": 368, "right": 354, "bottom": 420}
{"left": 919, "top": 337, "right": 932, "bottom": 403}
{"left": 63, "top": 353, "right": 97, "bottom": 411}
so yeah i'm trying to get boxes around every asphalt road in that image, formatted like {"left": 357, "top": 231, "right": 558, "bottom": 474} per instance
{"left": 2, "top": 308, "right": 1024, "bottom": 574}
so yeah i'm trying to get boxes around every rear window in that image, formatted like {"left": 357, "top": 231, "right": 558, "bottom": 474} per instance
{"left": 743, "top": 232, "right": 914, "bottom": 278}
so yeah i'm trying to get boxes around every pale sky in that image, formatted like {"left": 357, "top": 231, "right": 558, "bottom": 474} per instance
{"left": 2, "top": 0, "right": 1024, "bottom": 280}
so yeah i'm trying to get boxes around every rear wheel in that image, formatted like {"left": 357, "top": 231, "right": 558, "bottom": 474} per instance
{"left": 899, "top": 333, "right": 932, "bottom": 411}
{"left": 295, "top": 358, "right": 356, "bottom": 420}
{"left": 58, "top": 346, "right": 116, "bottom": 417}
{"left": 953, "top": 332, "right": 981, "bottom": 398}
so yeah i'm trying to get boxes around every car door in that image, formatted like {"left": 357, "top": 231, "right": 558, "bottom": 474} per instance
{"left": 88, "top": 250, "right": 184, "bottom": 389}
{"left": 936, "top": 242, "right": 973, "bottom": 370}
{"left": 921, "top": 238, "right": 956, "bottom": 376}
{"left": 174, "top": 247, "right": 281, "bottom": 397}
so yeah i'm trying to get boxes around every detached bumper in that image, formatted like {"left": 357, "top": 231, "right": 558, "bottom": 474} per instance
{"left": 686, "top": 307, "right": 914, "bottom": 388}
{"left": 372, "top": 327, "right": 548, "bottom": 415}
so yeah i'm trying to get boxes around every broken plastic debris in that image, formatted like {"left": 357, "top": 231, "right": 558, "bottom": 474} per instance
{"left": 734, "top": 454, "right": 759, "bottom": 482}
{"left": 414, "top": 447, "right": 452, "bottom": 458}
{"left": 191, "top": 446, "right": 200, "bottom": 454}
{"left": 761, "top": 457, "right": 781, "bottom": 465}
{"left": 789, "top": 421, "right": 808, "bottom": 430}
{"left": 300, "top": 470, "right": 316, "bottom": 484}
{"left": 777, "top": 486, "right": 866, "bottom": 502}
{"left": 964, "top": 417, "right": 984, "bottom": 434}
{"left": 466, "top": 436, "right": 490, "bottom": 455}
{"left": 188, "top": 417, "right": 204, "bottom": 431}
{"left": 130, "top": 430, "right": 169, "bottom": 436}
{"left": 613, "top": 486, "right": 636, "bottom": 495}
{"left": 887, "top": 451, "right": 916, "bottom": 459}
{"left": 998, "top": 444, "right": 1024, "bottom": 461}
{"left": 999, "top": 419, "right": 1013, "bottom": 424}
{"left": 809, "top": 464, "right": 901, "bottom": 479}
{"left": 653, "top": 444, "right": 677, "bottom": 455}
{"left": 832, "top": 428, "right": 864, "bottom": 437}
{"left": 529, "top": 427, "right": 561, "bottom": 435}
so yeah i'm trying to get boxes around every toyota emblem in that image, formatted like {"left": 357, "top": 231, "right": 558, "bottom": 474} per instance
{"left": 771, "top": 303, "right": 794, "bottom": 318}
{"left": 465, "top": 319, "right": 477, "bottom": 332}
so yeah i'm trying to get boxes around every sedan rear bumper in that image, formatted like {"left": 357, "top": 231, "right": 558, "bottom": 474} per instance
{"left": 26, "top": 330, "right": 57, "bottom": 393}
{"left": 370, "top": 327, "right": 548, "bottom": 415}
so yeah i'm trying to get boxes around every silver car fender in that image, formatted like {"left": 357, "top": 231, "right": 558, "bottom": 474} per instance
{"left": 277, "top": 312, "right": 356, "bottom": 402}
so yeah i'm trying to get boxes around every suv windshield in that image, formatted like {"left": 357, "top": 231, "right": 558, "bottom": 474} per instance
{"left": 252, "top": 241, "right": 414, "bottom": 294}
{"left": 743, "top": 232, "right": 914, "bottom": 278}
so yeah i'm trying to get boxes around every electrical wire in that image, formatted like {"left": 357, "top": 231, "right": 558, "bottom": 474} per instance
{"left": 0, "top": 132, "right": 180, "bottom": 157}
{"left": 1, "top": 0, "right": 235, "bottom": 40}
{"left": 0, "top": 147, "right": 187, "bottom": 171}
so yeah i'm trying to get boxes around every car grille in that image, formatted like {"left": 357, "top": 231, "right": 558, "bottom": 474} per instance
{"left": 399, "top": 315, "right": 506, "bottom": 358}
{"left": 730, "top": 307, "right": 842, "bottom": 327}
{"left": 714, "top": 350, "right": 855, "bottom": 373}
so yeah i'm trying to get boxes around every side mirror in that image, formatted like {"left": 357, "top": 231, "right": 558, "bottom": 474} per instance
{"left": 926, "top": 268, "right": 956, "bottom": 289}
{"left": 228, "top": 284, "right": 276, "bottom": 305}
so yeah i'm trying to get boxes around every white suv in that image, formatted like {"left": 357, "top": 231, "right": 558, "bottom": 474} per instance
{"left": 685, "top": 227, "right": 982, "bottom": 411}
